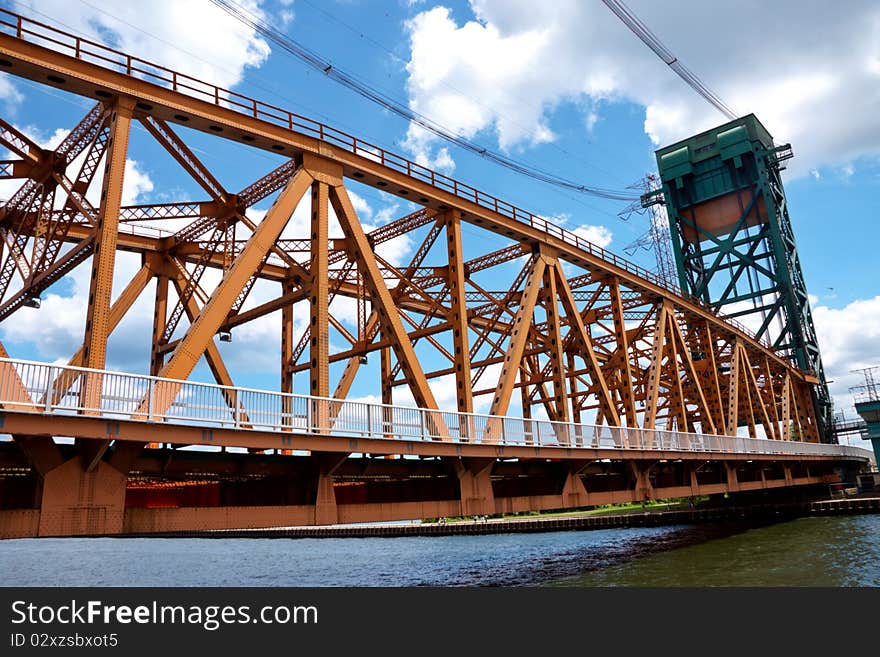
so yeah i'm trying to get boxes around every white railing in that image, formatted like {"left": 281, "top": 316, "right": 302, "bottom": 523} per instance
{"left": 0, "top": 357, "right": 872, "bottom": 460}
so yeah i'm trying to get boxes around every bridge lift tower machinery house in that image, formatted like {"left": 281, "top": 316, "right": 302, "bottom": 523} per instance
{"left": 644, "top": 114, "right": 833, "bottom": 443}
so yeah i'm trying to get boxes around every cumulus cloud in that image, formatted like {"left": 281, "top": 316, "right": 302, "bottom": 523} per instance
{"left": 403, "top": 5, "right": 555, "bottom": 168}
{"left": 121, "top": 159, "right": 154, "bottom": 205}
{"left": 404, "top": 1, "right": 880, "bottom": 177}
{"left": 13, "top": 0, "right": 271, "bottom": 89}
{"left": 813, "top": 296, "right": 880, "bottom": 407}
{"left": 572, "top": 224, "right": 612, "bottom": 249}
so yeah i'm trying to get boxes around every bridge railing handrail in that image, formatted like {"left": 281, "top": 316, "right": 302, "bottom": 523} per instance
{"left": 0, "top": 8, "right": 770, "bottom": 347}
{"left": 0, "top": 358, "right": 870, "bottom": 461}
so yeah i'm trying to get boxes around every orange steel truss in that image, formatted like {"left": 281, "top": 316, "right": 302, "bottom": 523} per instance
{"left": 0, "top": 9, "right": 856, "bottom": 537}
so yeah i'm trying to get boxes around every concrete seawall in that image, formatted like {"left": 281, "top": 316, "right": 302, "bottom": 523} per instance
{"left": 130, "top": 496, "right": 880, "bottom": 539}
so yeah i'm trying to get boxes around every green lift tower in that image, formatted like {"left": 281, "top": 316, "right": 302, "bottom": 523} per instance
{"left": 645, "top": 114, "right": 833, "bottom": 442}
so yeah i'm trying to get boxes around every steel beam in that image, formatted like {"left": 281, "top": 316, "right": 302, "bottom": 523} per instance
{"left": 309, "top": 181, "right": 329, "bottom": 401}
{"left": 76, "top": 97, "right": 133, "bottom": 470}
{"left": 80, "top": 97, "right": 133, "bottom": 380}
{"left": 444, "top": 210, "right": 473, "bottom": 415}
{"left": 329, "top": 181, "right": 443, "bottom": 419}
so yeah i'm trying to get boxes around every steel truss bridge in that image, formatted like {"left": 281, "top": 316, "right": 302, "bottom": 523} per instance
{"left": 0, "top": 9, "right": 870, "bottom": 537}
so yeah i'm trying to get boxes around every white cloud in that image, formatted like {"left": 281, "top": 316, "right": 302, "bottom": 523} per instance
{"left": 571, "top": 224, "right": 612, "bottom": 249}
{"left": 813, "top": 296, "right": 880, "bottom": 382}
{"left": 404, "top": 1, "right": 880, "bottom": 177}
{"left": 584, "top": 110, "right": 599, "bottom": 134}
{"left": 402, "top": 126, "right": 456, "bottom": 174}
{"left": 811, "top": 296, "right": 880, "bottom": 442}
{"left": 0, "top": 73, "right": 24, "bottom": 110}
{"left": 121, "top": 159, "right": 154, "bottom": 205}
{"left": 403, "top": 6, "right": 555, "bottom": 168}
{"left": 14, "top": 0, "right": 271, "bottom": 90}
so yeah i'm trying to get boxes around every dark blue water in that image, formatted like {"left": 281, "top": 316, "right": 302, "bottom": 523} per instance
{"left": 0, "top": 516, "right": 877, "bottom": 586}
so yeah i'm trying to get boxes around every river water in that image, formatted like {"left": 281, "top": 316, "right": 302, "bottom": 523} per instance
{"left": 0, "top": 515, "right": 877, "bottom": 586}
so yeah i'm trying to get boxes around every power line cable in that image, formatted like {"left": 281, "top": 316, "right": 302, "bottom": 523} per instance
{"left": 600, "top": 0, "right": 738, "bottom": 120}
{"left": 209, "top": 0, "right": 640, "bottom": 202}
{"left": 297, "top": 0, "right": 639, "bottom": 183}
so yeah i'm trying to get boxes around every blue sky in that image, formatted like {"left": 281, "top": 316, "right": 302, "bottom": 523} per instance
{"left": 0, "top": 0, "right": 878, "bottom": 446}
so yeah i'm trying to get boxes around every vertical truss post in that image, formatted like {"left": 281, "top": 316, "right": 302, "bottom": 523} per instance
{"left": 281, "top": 277, "right": 294, "bottom": 433}
{"left": 309, "top": 181, "right": 330, "bottom": 432}
{"left": 644, "top": 304, "right": 668, "bottom": 431}
{"left": 444, "top": 210, "right": 473, "bottom": 416}
{"left": 80, "top": 97, "right": 134, "bottom": 415}
{"left": 150, "top": 270, "right": 169, "bottom": 377}
{"left": 781, "top": 373, "right": 792, "bottom": 440}
{"left": 520, "top": 366, "right": 534, "bottom": 445}
{"left": 147, "top": 261, "right": 168, "bottom": 450}
{"left": 541, "top": 259, "right": 569, "bottom": 424}
{"left": 380, "top": 342, "right": 393, "bottom": 440}
{"left": 739, "top": 348, "right": 758, "bottom": 439}
{"left": 567, "top": 352, "right": 583, "bottom": 446}
{"left": 608, "top": 278, "right": 638, "bottom": 427}
{"left": 727, "top": 340, "right": 742, "bottom": 436}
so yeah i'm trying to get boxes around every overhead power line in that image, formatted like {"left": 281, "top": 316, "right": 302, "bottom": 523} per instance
{"left": 600, "top": 0, "right": 738, "bottom": 121}
{"left": 209, "top": 0, "right": 640, "bottom": 202}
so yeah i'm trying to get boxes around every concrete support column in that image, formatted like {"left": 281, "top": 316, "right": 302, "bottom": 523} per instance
{"left": 312, "top": 452, "right": 347, "bottom": 525}
{"left": 454, "top": 457, "right": 495, "bottom": 516}
{"left": 561, "top": 465, "right": 589, "bottom": 508}
{"left": 629, "top": 461, "right": 655, "bottom": 501}
{"left": 725, "top": 462, "right": 740, "bottom": 492}
{"left": 38, "top": 458, "right": 127, "bottom": 536}
{"left": 689, "top": 464, "right": 700, "bottom": 496}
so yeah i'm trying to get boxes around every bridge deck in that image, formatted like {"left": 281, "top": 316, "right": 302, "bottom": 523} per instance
{"left": 0, "top": 358, "right": 871, "bottom": 538}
